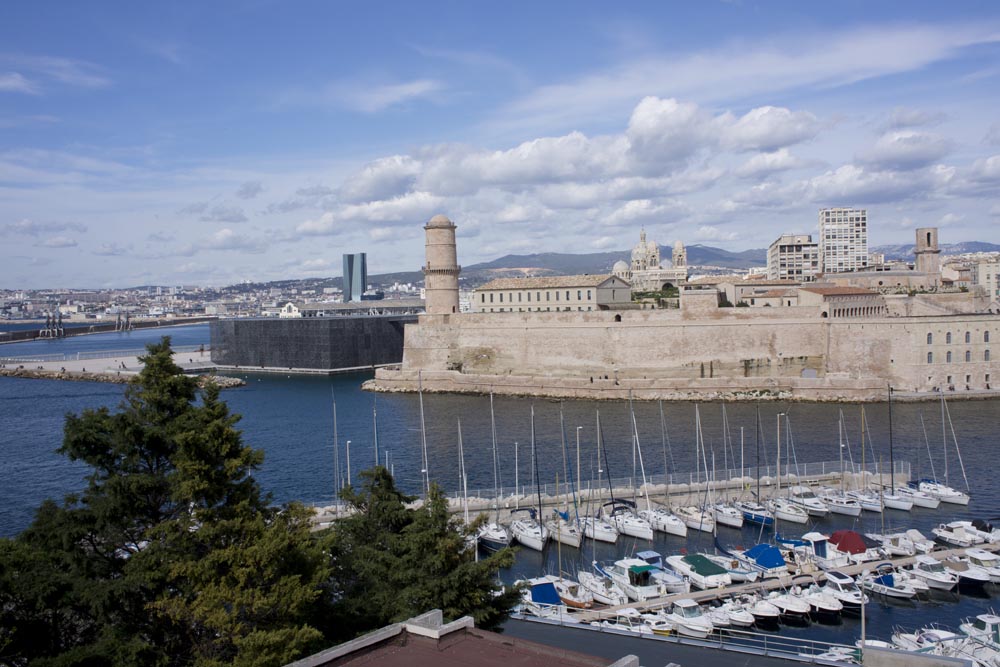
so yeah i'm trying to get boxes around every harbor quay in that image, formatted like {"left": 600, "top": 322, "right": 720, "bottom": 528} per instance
{"left": 308, "top": 460, "right": 911, "bottom": 528}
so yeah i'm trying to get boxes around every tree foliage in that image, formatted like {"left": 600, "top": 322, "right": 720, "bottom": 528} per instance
{"left": 0, "top": 338, "right": 520, "bottom": 666}
{"left": 327, "top": 467, "right": 520, "bottom": 641}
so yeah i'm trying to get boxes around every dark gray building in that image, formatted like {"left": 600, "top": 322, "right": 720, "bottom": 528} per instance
{"left": 343, "top": 253, "right": 367, "bottom": 302}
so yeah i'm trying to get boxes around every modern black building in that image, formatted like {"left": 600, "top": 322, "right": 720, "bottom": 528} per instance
{"left": 342, "top": 253, "right": 367, "bottom": 302}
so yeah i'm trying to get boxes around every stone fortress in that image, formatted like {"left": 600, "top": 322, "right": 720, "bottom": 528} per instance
{"left": 368, "top": 215, "right": 1000, "bottom": 402}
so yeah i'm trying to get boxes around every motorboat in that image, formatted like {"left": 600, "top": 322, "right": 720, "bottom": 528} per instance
{"left": 776, "top": 532, "right": 851, "bottom": 570}
{"left": 908, "top": 555, "right": 959, "bottom": 591}
{"left": 516, "top": 576, "right": 568, "bottom": 618}
{"left": 858, "top": 563, "right": 917, "bottom": 599}
{"left": 865, "top": 531, "right": 922, "bottom": 557}
{"left": 704, "top": 553, "right": 760, "bottom": 583}
{"left": 638, "top": 611, "right": 675, "bottom": 636}
{"left": 734, "top": 499, "right": 775, "bottom": 527}
{"left": 602, "top": 501, "right": 653, "bottom": 541}
{"left": 577, "top": 571, "right": 628, "bottom": 606}
{"left": 914, "top": 479, "right": 970, "bottom": 506}
{"left": 545, "top": 510, "right": 583, "bottom": 549}
{"left": 817, "top": 490, "right": 862, "bottom": 517}
{"left": 739, "top": 593, "right": 781, "bottom": 629}
{"left": 594, "top": 558, "right": 666, "bottom": 602}
{"left": 960, "top": 614, "right": 1000, "bottom": 648}
{"left": 969, "top": 519, "right": 1000, "bottom": 543}
{"left": 634, "top": 550, "right": 690, "bottom": 594}
{"left": 673, "top": 505, "right": 715, "bottom": 533}
{"left": 892, "top": 567, "right": 930, "bottom": 594}
{"left": 800, "top": 583, "right": 844, "bottom": 622}
{"left": 893, "top": 485, "right": 940, "bottom": 509}
{"left": 710, "top": 502, "right": 744, "bottom": 529}
{"left": 590, "top": 607, "right": 654, "bottom": 635}
{"left": 828, "top": 529, "right": 883, "bottom": 565}
{"left": 729, "top": 543, "right": 790, "bottom": 579}
{"left": 958, "top": 548, "right": 1000, "bottom": 583}
{"left": 904, "top": 528, "right": 936, "bottom": 553}
{"left": 638, "top": 505, "right": 687, "bottom": 537}
{"left": 666, "top": 553, "right": 733, "bottom": 590}
{"left": 891, "top": 628, "right": 965, "bottom": 653}
{"left": 942, "top": 558, "right": 991, "bottom": 590}
{"left": 665, "top": 598, "right": 714, "bottom": 639}
{"left": 477, "top": 521, "right": 512, "bottom": 553}
{"left": 845, "top": 490, "right": 883, "bottom": 513}
{"left": 580, "top": 515, "right": 618, "bottom": 543}
{"left": 767, "top": 498, "right": 809, "bottom": 524}
{"left": 713, "top": 598, "right": 756, "bottom": 628}
{"left": 823, "top": 570, "right": 868, "bottom": 613}
{"left": 932, "top": 520, "right": 986, "bottom": 548}
{"left": 788, "top": 486, "right": 829, "bottom": 517}
{"left": 509, "top": 508, "right": 549, "bottom": 552}
{"left": 523, "top": 574, "right": 592, "bottom": 609}
{"left": 765, "top": 589, "right": 812, "bottom": 625}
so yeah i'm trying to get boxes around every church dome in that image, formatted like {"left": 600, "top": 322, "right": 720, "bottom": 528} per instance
{"left": 613, "top": 260, "right": 629, "bottom": 272}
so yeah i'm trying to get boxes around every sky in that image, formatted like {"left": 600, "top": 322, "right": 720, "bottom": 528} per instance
{"left": 1, "top": 1, "right": 999, "bottom": 289}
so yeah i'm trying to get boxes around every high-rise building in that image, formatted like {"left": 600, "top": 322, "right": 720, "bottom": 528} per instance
{"left": 818, "top": 208, "right": 868, "bottom": 274}
{"left": 342, "top": 252, "right": 367, "bottom": 302}
{"left": 767, "top": 233, "right": 819, "bottom": 281}
{"left": 975, "top": 259, "right": 1000, "bottom": 301}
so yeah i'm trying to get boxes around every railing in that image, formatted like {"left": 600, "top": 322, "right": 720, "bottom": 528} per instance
{"left": 0, "top": 345, "right": 209, "bottom": 364}
{"left": 514, "top": 610, "right": 857, "bottom": 664}
{"left": 451, "top": 459, "right": 912, "bottom": 503}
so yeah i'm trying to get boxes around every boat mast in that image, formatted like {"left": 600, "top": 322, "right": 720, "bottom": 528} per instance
{"left": 332, "top": 387, "right": 341, "bottom": 494}
{"left": 372, "top": 395, "right": 379, "bottom": 467}
{"left": 458, "top": 418, "right": 469, "bottom": 525}
{"left": 489, "top": 390, "right": 500, "bottom": 523}
{"left": 839, "top": 414, "right": 845, "bottom": 493}
{"left": 629, "top": 395, "right": 653, "bottom": 513}
{"left": 942, "top": 396, "right": 970, "bottom": 493}
{"left": 919, "top": 412, "right": 937, "bottom": 481}
{"left": 597, "top": 410, "right": 616, "bottom": 505}
{"left": 531, "top": 405, "right": 543, "bottom": 522}
{"left": 418, "top": 370, "right": 430, "bottom": 496}
{"left": 941, "top": 393, "right": 948, "bottom": 486}
{"left": 755, "top": 404, "right": 761, "bottom": 499}
{"left": 888, "top": 384, "right": 895, "bottom": 493}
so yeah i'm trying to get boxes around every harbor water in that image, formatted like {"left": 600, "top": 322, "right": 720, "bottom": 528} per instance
{"left": 1, "top": 323, "right": 999, "bottom": 646}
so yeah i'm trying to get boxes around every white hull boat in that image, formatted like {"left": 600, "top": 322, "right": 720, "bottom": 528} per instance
{"left": 894, "top": 485, "right": 940, "bottom": 509}
{"left": 801, "top": 584, "right": 844, "bottom": 620}
{"left": 581, "top": 516, "right": 618, "bottom": 543}
{"left": 577, "top": 571, "right": 628, "bottom": 606}
{"left": 768, "top": 498, "right": 809, "bottom": 524}
{"left": 932, "top": 521, "right": 985, "bottom": 548}
{"left": 880, "top": 491, "right": 913, "bottom": 511}
{"left": 477, "top": 521, "right": 512, "bottom": 552}
{"left": 714, "top": 599, "right": 756, "bottom": 628}
{"left": 674, "top": 505, "right": 715, "bottom": 533}
{"left": 590, "top": 608, "right": 654, "bottom": 635}
{"left": 960, "top": 548, "right": 1000, "bottom": 583}
{"left": 917, "top": 480, "right": 970, "bottom": 506}
{"left": 665, "top": 599, "right": 714, "bottom": 639}
{"left": 639, "top": 507, "right": 687, "bottom": 537}
{"left": 909, "top": 555, "right": 959, "bottom": 591}
{"left": 823, "top": 570, "right": 868, "bottom": 612}
{"left": 608, "top": 511, "right": 654, "bottom": 541}
{"left": 545, "top": 515, "right": 583, "bottom": 549}
{"left": 594, "top": 558, "right": 667, "bottom": 602}
{"left": 705, "top": 554, "right": 759, "bottom": 583}
{"left": 711, "top": 503, "right": 744, "bottom": 529}
{"left": 666, "top": 553, "right": 732, "bottom": 590}
{"left": 859, "top": 564, "right": 917, "bottom": 599}
{"left": 510, "top": 512, "right": 549, "bottom": 552}
{"left": 765, "top": 590, "right": 812, "bottom": 624}
{"left": 550, "top": 575, "right": 594, "bottom": 609}
{"left": 818, "top": 491, "right": 863, "bottom": 517}
{"left": 635, "top": 550, "right": 690, "bottom": 594}
{"left": 788, "top": 486, "right": 829, "bottom": 517}
{"left": 846, "top": 490, "right": 883, "bottom": 513}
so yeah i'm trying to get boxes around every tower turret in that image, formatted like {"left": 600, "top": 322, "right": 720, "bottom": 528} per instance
{"left": 914, "top": 227, "right": 941, "bottom": 278}
{"left": 423, "top": 214, "right": 461, "bottom": 316}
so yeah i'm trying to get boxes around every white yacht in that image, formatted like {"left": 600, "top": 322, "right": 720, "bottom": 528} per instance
{"left": 822, "top": 570, "right": 868, "bottom": 612}
{"left": 958, "top": 548, "right": 1000, "bottom": 583}
{"left": 845, "top": 490, "right": 883, "bottom": 513}
{"left": 909, "top": 555, "right": 959, "bottom": 591}
{"left": 665, "top": 599, "right": 714, "bottom": 639}
{"left": 800, "top": 584, "right": 844, "bottom": 621}
{"left": 634, "top": 550, "right": 691, "bottom": 594}
{"left": 915, "top": 479, "right": 970, "bottom": 506}
{"left": 577, "top": 571, "right": 628, "bottom": 606}
{"left": 509, "top": 508, "right": 549, "bottom": 552}
{"left": 666, "top": 553, "right": 732, "bottom": 590}
{"left": 589, "top": 608, "right": 654, "bottom": 635}
{"left": 767, "top": 498, "right": 809, "bottom": 524}
{"left": 673, "top": 505, "right": 715, "bottom": 533}
{"left": 603, "top": 501, "right": 653, "bottom": 541}
{"left": 765, "top": 589, "right": 811, "bottom": 625}
{"left": 932, "top": 520, "right": 986, "bottom": 548}
{"left": 817, "top": 490, "right": 862, "bottom": 517}
{"left": 545, "top": 511, "right": 582, "bottom": 549}
{"left": 580, "top": 515, "right": 618, "bottom": 543}
{"left": 788, "top": 485, "right": 829, "bottom": 517}
{"left": 893, "top": 485, "right": 940, "bottom": 509}
{"left": 858, "top": 564, "right": 917, "bottom": 599}
{"left": 734, "top": 499, "right": 775, "bottom": 527}
{"left": 710, "top": 502, "right": 744, "bottom": 529}
{"left": 638, "top": 505, "right": 687, "bottom": 537}
{"left": 476, "top": 521, "right": 512, "bottom": 553}
{"left": 594, "top": 558, "right": 666, "bottom": 602}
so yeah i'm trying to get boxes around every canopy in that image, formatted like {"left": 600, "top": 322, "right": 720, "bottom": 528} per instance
{"left": 528, "top": 581, "right": 561, "bottom": 606}
{"left": 628, "top": 564, "right": 657, "bottom": 575}
{"left": 745, "top": 544, "right": 786, "bottom": 569}
{"left": 830, "top": 530, "right": 867, "bottom": 555}
{"left": 683, "top": 554, "right": 727, "bottom": 576}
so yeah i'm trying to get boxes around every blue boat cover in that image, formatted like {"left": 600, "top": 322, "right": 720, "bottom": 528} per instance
{"left": 745, "top": 544, "right": 785, "bottom": 569}
{"left": 529, "top": 581, "right": 561, "bottom": 605}
{"left": 557, "top": 510, "right": 569, "bottom": 521}
{"left": 636, "top": 550, "right": 662, "bottom": 566}
{"left": 874, "top": 573, "right": 895, "bottom": 588}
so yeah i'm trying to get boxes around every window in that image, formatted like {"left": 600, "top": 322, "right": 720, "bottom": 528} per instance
{"left": 966, "top": 350, "right": 971, "bottom": 362}
{"left": 555, "top": 291, "right": 559, "bottom": 301}
{"left": 546, "top": 292, "right": 550, "bottom": 301}
{"left": 489, "top": 294, "right": 494, "bottom": 303}
{"left": 577, "top": 290, "right": 582, "bottom": 300}
{"left": 481, "top": 294, "right": 485, "bottom": 303}
{"left": 527, "top": 292, "right": 531, "bottom": 302}
{"left": 927, "top": 333, "right": 933, "bottom": 345}
{"left": 587, "top": 290, "right": 592, "bottom": 300}
{"left": 987, "top": 350, "right": 992, "bottom": 362}
{"left": 946, "top": 332, "right": 952, "bottom": 344}
{"left": 987, "top": 331, "right": 992, "bottom": 343}
{"left": 946, "top": 351, "right": 952, "bottom": 363}
{"left": 928, "top": 352, "right": 933, "bottom": 364}
{"left": 518, "top": 293, "right": 522, "bottom": 302}
{"left": 536, "top": 292, "right": 540, "bottom": 302}
{"left": 566, "top": 291, "right": 570, "bottom": 301}
{"left": 965, "top": 331, "right": 971, "bottom": 344}
{"left": 499, "top": 293, "right": 503, "bottom": 303}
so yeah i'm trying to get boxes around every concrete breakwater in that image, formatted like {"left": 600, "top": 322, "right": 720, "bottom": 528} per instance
{"left": 0, "top": 365, "right": 245, "bottom": 389}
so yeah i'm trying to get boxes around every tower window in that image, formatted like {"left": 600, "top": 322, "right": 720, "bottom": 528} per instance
{"left": 927, "top": 333, "right": 933, "bottom": 345}
{"left": 965, "top": 331, "right": 971, "bottom": 344}
{"left": 946, "top": 332, "right": 952, "bottom": 344}
{"left": 946, "top": 351, "right": 952, "bottom": 363}
{"left": 928, "top": 352, "right": 933, "bottom": 364}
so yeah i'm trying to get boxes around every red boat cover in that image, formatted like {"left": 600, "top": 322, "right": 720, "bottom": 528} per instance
{"left": 829, "top": 529, "right": 866, "bottom": 555}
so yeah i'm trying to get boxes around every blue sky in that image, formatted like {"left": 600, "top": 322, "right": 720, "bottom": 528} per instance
{"left": 2, "top": 1, "right": 999, "bottom": 288}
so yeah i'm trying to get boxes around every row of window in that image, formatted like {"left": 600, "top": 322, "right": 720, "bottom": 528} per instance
{"left": 927, "top": 331, "right": 991, "bottom": 344}
{"left": 482, "top": 289, "right": 592, "bottom": 304}
{"left": 928, "top": 350, "right": 991, "bottom": 363}
{"left": 482, "top": 306, "right": 594, "bottom": 313}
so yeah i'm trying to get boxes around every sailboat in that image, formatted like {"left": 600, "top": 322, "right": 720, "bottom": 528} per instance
{"left": 544, "top": 407, "right": 583, "bottom": 548}
{"left": 580, "top": 410, "right": 619, "bottom": 543}
{"left": 734, "top": 405, "right": 774, "bottom": 527}
{"left": 709, "top": 404, "right": 744, "bottom": 529}
{"left": 510, "top": 406, "right": 550, "bottom": 552}
{"left": 818, "top": 413, "right": 862, "bottom": 516}
{"left": 477, "top": 391, "right": 512, "bottom": 553}
{"left": 674, "top": 406, "right": 716, "bottom": 533}
{"left": 599, "top": 400, "right": 653, "bottom": 541}
{"left": 639, "top": 401, "right": 688, "bottom": 537}
{"left": 767, "top": 411, "right": 809, "bottom": 524}
{"left": 911, "top": 394, "right": 970, "bottom": 505}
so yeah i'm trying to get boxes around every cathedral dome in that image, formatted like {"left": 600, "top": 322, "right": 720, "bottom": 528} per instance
{"left": 613, "top": 260, "right": 629, "bottom": 272}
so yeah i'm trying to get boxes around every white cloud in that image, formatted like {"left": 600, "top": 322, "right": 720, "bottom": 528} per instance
{"left": 280, "top": 78, "right": 444, "bottom": 113}
{"left": 590, "top": 236, "right": 620, "bottom": 249}
{"left": 735, "top": 148, "right": 807, "bottom": 178}
{"left": 93, "top": 242, "right": 130, "bottom": 256}
{"left": 606, "top": 198, "right": 686, "bottom": 226}
{"left": 859, "top": 130, "right": 952, "bottom": 170}
{"left": 719, "top": 106, "right": 820, "bottom": 152}
{"left": 0, "top": 55, "right": 110, "bottom": 91}
{"left": 194, "top": 204, "right": 248, "bottom": 223}
{"left": 694, "top": 225, "right": 739, "bottom": 242}
{"left": 0, "top": 72, "right": 38, "bottom": 94}
{"left": 2, "top": 219, "right": 87, "bottom": 236}
{"left": 203, "top": 228, "right": 266, "bottom": 253}
{"left": 340, "top": 155, "right": 420, "bottom": 203}
{"left": 938, "top": 213, "right": 963, "bottom": 227}
{"left": 885, "top": 107, "right": 946, "bottom": 130}
{"left": 235, "top": 181, "right": 263, "bottom": 200}
{"left": 35, "top": 236, "right": 78, "bottom": 248}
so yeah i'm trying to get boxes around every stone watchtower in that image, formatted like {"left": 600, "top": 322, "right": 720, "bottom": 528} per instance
{"left": 423, "top": 214, "right": 461, "bottom": 316}
{"left": 914, "top": 227, "right": 941, "bottom": 277}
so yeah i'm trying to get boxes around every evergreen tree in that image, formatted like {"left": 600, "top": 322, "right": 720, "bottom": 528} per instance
{"left": 328, "top": 467, "right": 520, "bottom": 640}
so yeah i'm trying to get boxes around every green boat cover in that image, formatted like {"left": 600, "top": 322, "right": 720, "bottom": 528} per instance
{"left": 627, "top": 564, "right": 657, "bottom": 574}
{"left": 683, "top": 554, "right": 728, "bottom": 576}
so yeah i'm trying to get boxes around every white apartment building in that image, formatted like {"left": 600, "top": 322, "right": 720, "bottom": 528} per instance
{"left": 767, "top": 233, "right": 820, "bottom": 281}
{"left": 473, "top": 274, "right": 631, "bottom": 313}
{"left": 819, "top": 208, "right": 868, "bottom": 273}
{"left": 975, "top": 259, "right": 1000, "bottom": 302}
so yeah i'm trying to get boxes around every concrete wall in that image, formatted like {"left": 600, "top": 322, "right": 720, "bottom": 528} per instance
{"left": 210, "top": 315, "right": 415, "bottom": 370}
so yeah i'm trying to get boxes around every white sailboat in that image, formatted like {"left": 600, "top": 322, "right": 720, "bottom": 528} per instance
{"left": 767, "top": 411, "right": 809, "bottom": 524}
{"left": 582, "top": 410, "right": 619, "bottom": 543}
{"left": 544, "top": 409, "right": 583, "bottom": 548}
{"left": 477, "top": 391, "right": 512, "bottom": 552}
{"left": 511, "top": 406, "right": 550, "bottom": 552}
{"left": 913, "top": 394, "right": 971, "bottom": 505}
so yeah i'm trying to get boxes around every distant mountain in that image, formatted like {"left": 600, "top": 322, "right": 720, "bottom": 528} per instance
{"left": 871, "top": 241, "right": 1000, "bottom": 261}
{"left": 684, "top": 244, "right": 767, "bottom": 268}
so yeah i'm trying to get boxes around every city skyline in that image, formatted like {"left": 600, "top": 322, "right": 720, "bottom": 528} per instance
{"left": 2, "top": 2, "right": 1000, "bottom": 288}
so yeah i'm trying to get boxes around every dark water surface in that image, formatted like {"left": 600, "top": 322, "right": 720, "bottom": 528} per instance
{"left": 1, "top": 325, "right": 999, "bottom": 644}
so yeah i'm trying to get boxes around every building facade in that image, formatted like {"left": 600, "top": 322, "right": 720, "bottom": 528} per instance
{"left": 767, "top": 234, "right": 820, "bottom": 281}
{"left": 342, "top": 253, "right": 367, "bottom": 302}
{"left": 612, "top": 231, "right": 688, "bottom": 291}
{"left": 975, "top": 259, "right": 1000, "bottom": 303}
{"left": 472, "top": 274, "right": 632, "bottom": 313}
{"left": 819, "top": 208, "right": 868, "bottom": 274}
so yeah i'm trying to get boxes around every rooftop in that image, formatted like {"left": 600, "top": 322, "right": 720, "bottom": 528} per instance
{"left": 477, "top": 274, "right": 622, "bottom": 290}
{"left": 799, "top": 286, "right": 879, "bottom": 296}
